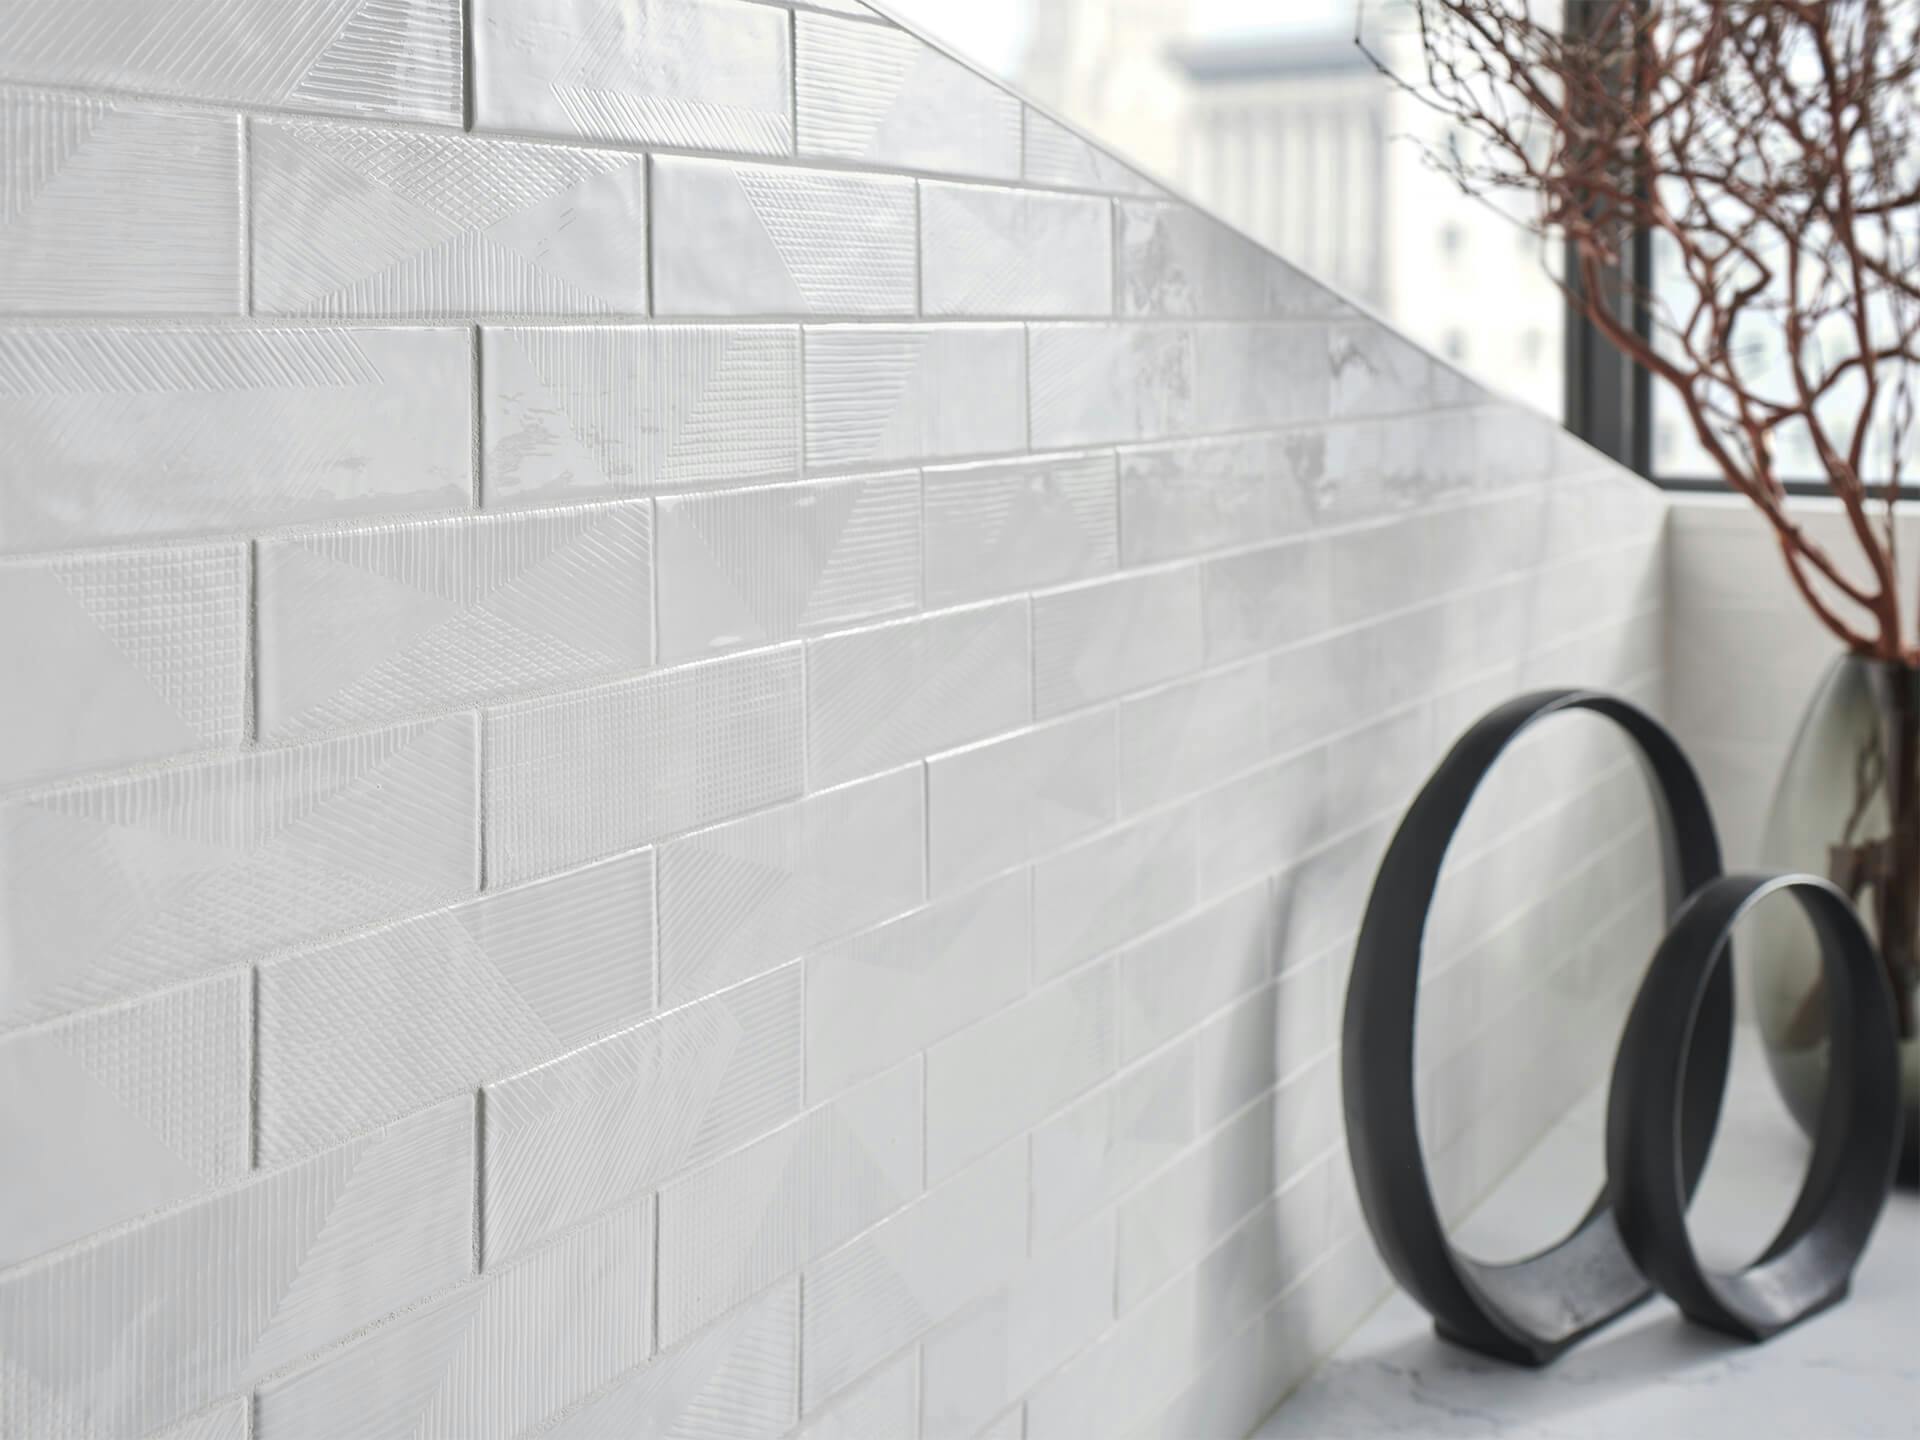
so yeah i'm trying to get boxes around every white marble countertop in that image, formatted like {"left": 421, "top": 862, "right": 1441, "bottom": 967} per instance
{"left": 1257, "top": 1040, "right": 1919, "bottom": 1439}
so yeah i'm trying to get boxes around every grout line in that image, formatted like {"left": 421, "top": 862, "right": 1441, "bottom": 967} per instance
{"left": 470, "top": 323, "right": 484, "bottom": 509}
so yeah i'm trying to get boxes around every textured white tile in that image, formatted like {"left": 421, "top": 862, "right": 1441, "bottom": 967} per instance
{"left": 473, "top": 0, "right": 792, "bottom": 152}
{"left": 926, "top": 709, "right": 1116, "bottom": 896}
{"left": 656, "top": 767, "right": 924, "bottom": 1007}
{"left": 1032, "top": 810, "right": 1198, "bottom": 983}
{"left": 802, "top": 1144, "right": 1027, "bottom": 1409}
{"left": 657, "top": 1060, "right": 922, "bottom": 1346}
{"left": 925, "top": 962, "right": 1117, "bottom": 1180}
{"left": 0, "top": 0, "right": 460, "bottom": 124}
{"left": 1033, "top": 568, "right": 1204, "bottom": 717}
{"left": 805, "top": 869, "right": 1029, "bottom": 1099}
{"left": 921, "top": 1218, "right": 1115, "bottom": 1440}
{"left": 921, "top": 183, "right": 1113, "bottom": 317}
{"left": 252, "top": 120, "right": 648, "bottom": 318}
{"left": 1204, "top": 538, "right": 1332, "bottom": 663}
{"left": 1195, "top": 324, "right": 1333, "bottom": 433}
{"left": 1117, "top": 661, "right": 1266, "bottom": 813}
{"left": 0, "top": 715, "right": 478, "bottom": 1026}
{"left": 484, "top": 648, "right": 804, "bottom": 886}
{"left": 1030, "top": 1042, "right": 1196, "bottom": 1242}
{"left": 923, "top": 451, "right": 1117, "bottom": 606}
{"left": 0, "top": 971, "right": 248, "bottom": 1266}
{"left": 1117, "top": 203, "right": 1339, "bottom": 318}
{"left": 652, "top": 158, "right": 916, "bottom": 317}
{"left": 0, "top": 542, "right": 246, "bottom": 786}
{"left": 1193, "top": 984, "right": 1278, "bottom": 1128}
{"left": 1117, "top": 884, "right": 1270, "bottom": 1061}
{"left": 807, "top": 601, "right": 1030, "bottom": 787}
{"left": 0, "top": 90, "right": 238, "bottom": 315}
{"left": 257, "top": 503, "right": 652, "bottom": 739}
{"left": 0, "top": 325, "right": 471, "bottom": 550}
{"left": 797, "top": 14, "right": 1020, "bottom": 177}
{"left": 152, "top": 1398, "right": 250, "bottom": 1440}
{"left": 1116, "top": 430, "right": 1322, "bottom": 566}
{"left": 482, "top": 325, "right": 800, "bottom": 506}
{"left": 657, "top": 473, "right": 920, "bottom": 663}
{"left": 545, "top": 1277, "right": 800, "bottom": 1439}
{"left": 257, "top": 849, "right": 655, "bottom": 1165}
{"left": 255, "top": 1202, "right": 652, "bottom": 1440}
{"left": 793, "top": 1349, "right": 917, "bottom": 1440}
{"left": 0, "top": 1098, "right": 474, "bottom": 1439}
{"left": 805, "top": 325, "right": 1028, "bottom": 471}
{"left": 1022, "top": 109, "right": 1163, "bottom": 196}
{"left": 481, "top": 964, "right": 802, "bottom": 1265}
{"left": 1029, "top": 324, "right": 1195, "bottom": 449}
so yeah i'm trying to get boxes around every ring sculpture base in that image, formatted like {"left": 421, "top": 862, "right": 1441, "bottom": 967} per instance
{"left": 1607, "top": 874, "right": 1903, "bottom": 1343}
{"left": 1343, "top": 689, "right": 1733, "bottom": 1367}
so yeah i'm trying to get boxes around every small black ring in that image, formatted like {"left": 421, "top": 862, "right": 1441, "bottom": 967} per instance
{"left": 1343, "top": 689, "right": 1733, "bottom": 1366}
{"left": 1606, "top": 873, "right": 1902, "bottom": 1342}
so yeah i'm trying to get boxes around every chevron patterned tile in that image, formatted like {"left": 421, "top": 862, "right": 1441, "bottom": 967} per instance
{"left": 651, "top": 157, "right": 915, "bottom": 317}
{"left": 920, "top": 182, "right": 1113, "bottom": 318}
{"left": 483, "top": 648, "right": 803, "bottom": 886}
{"left": 1032, "top": 808, "right": 1199, "bottom": 984}
{"left": 0, "top": 325, "right": 472, "bottom": 550}
{"left": 655, "top": 472, "right": 919, "bottom": 663}
{"left": 1032, "top": 567, "right": 1204, "bottom": 717}
{"left": 795, "top": 12, "right": 1020, "bottom": 178}
{"left": 0, "top": 1097, "right": 474, "bottom": 1438}
{"left": 655, "top": 1058, "right": 921, "bottom": 1346}
{"left": 481, "top": 325, "right": 801, "bottom": 506}
{"left": 923, "top": 450, "right": 1117, "bottom": 606}
{"left": 0, "top": 88, "right": 239, "bottom": 315}
{"left": 0, "top": 541, "right": 247, "bottom": 786}
{"left": 251, "top": 120, "right": 649, "bottom": 318}
{"left": 803, "top": 324, "right": 1027, "bottom": 472}
{"left": 254, "top": 1202, "right": 651, "bottom": 1440}
{"left": 0, "top": 0, "right": 460, "bottom": 124}
{"left": 0, "top": 714, "right": 480, "bottom": 1026}
{"left": 480, "top": 962, "right": 802, "bottom": 1265}
{"left": 805, "top": 600, "right": 1030, "bottom": 788}
{"left": 473, "top": 0, "right": 791, "bottom": 152}
{"left": 256, "top": 848, "right": 654, "bottom": 1164}
{"left": 256, "top": 502, "right": 653, "bottom": 739}
{"left": 0, "top": 970, "right": 248, "bottom": 1266}
{"left": 655, "top": 766, "right": 923, "bottom": 1008}
{"left": 544, "top": 1275, "right": 799, "bottom": 1439}
{"left": 1021, "top": 108, "right": 1164, "bottom": 197}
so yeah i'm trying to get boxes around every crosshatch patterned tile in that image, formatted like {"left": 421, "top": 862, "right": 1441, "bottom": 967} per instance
{"left": 0, "top": 1097, "right": 475, "bottom": 1439}
{"left": 651, "top": 157, "right": 916, "bottom": 316}
{"left": 0, "top": 325, "right": 472, "bottom": 550}
{"left": 482, "top": 326, "right": 801, "bottom": 506}
{"left": 920, "top": 183, "right": 1113, "bottom": 318}
{"left": 251, "top": 120, "right": 649, "bottom": 317}
{"left": 804, "top": 324, "right": 1028, "bottom": 471}
{"left": 256, "top": 849, "right": 655, "bottom": 1164}
{"left": 655, "top": 472, "right": 920, "bottom": 662}
{"left": 0, "top": 541, "right": 247, "bottom": 787}
{"left": 0, "top": 89, "right": 239, "bottom": 316}
{"left": 472, "top": 0, "right": 792, "bottom": 152}
{"left": 481, "top": 963, "right": 803, "bottom": 1265}
{"left": 0, "top": 970, "right": 249, "bottom": 1265}
{"left": 254, "top": 1202, "right": 652, "bottom": 1440}
{"left": 256, "top": 502, "right": 653, "bottom": 739}
{"left": 0, "top": 715, "right": 479, "bottom": 1027}
{"left": 924, "top": 450, "right": 1118, "bottom": 606}
{"left": 796, "top": 12, "right": 1021, "bottom": 178}
{"left": 0, "top": 0, "right": 461, "bottom": 124}
{"left": 656, "top": 767, "right": 923, "bottom": 1007}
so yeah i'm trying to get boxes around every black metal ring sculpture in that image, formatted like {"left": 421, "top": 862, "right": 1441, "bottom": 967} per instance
{"left": 1343, "top": 689, "right": 1734, "bottom": 1366}
{"left": 1606, "top": 873, "right": 1902, "bottom": 1342}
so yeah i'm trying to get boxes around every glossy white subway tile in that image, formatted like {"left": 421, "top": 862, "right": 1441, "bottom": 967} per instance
{"left": 805, "top": 324, "right": 1028, "bottom": 471}
{"left": 656, "top": 472, "right": 920, "bottom": 662}
{"left": 1030, "top": 1041, "right": 1197, "bottom": 1242}
{"left": 1029, "top": 324, "right": 1196, "bottom": 449}
{"left": 1116, "top": 883, "right": 1271, "bottom": 1061}
{"left": 1117, "top": 661, "right": 1267, "bottom": 814}
{"left": 1116, "top": 430, "right": 1322, "bottom": 567}
{"left": 920, "top": 182, "right": 1113, "bottom": 318}
{"left": 792, "top": 1348, "right": 918, "bottom": 1440}
{"left": 1117, "top": 203, "right": 1342, "bottom": 319}
{"left": 1194, "top": 324, "right": 1333, "bottom": 433}
{"left": 923, "top": 451, "right": 1118, "bottom": 606}
{"left": 1032, "top": 808, "right": 1199, "bottom": 983}
{"left": 1202, "top": 537, "right": 1332, "bottom": 663}
{"left": 1032, "top": 567, "right": 1204, "bottom": 717}
{"left": 652, "top": 157, "right": 916, "bottom": 317}
{"left": 473, "top": 0, "right": 792, "bottom": 152}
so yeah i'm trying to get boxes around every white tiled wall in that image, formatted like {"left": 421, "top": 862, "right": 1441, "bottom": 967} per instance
{"left": 0, "top": 2, "right": 1671, "bottom": 1436}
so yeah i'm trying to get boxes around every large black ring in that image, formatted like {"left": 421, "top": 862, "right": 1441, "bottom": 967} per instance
{"left": 1606, "top": 873, "right": 1902, "bottom": 1341}
{"left": 1342, "top": 689, "right": 1734, "bottom": 1366}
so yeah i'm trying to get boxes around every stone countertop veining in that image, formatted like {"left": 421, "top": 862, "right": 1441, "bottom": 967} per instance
{"left": 1256, "top": 1041, "right": 1920, "bottom": 1439}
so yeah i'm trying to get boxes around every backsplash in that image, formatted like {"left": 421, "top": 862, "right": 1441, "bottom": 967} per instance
{"left": 0, "top": 2, "right": 1668, "bottom": 1436}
